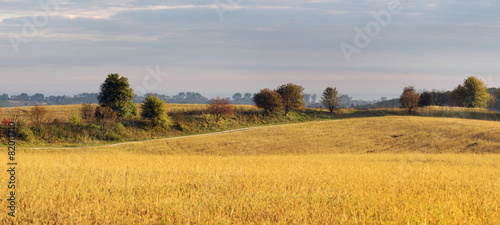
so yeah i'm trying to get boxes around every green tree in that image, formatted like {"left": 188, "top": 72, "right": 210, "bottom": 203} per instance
{"left": 275, "top": 83, "right": 305, "bottom": 116}
{"left": 450, "top": 85, "right": 467, "bottom": 107}
{"left": 321, "top": 87, "right": 342, "bottom": 113}
{"left": 97, "top": 74, "right": 138, "bottom": 118}
{"left": 141, "top": 94, "right": 169, "bottom": 127}
{"left": 253, "top": 88, "right": 283, "bottom": 114}
{"left": 400, "top": 86, "right": 420, "bottom": 114}
{"left": 462, "top": 76, "right": 490, "bottom": 108}
{"left": 418, "top": 90, "right": 434, "bottom": 107}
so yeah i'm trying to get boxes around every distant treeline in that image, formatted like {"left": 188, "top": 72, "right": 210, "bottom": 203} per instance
{"left": 357, "top": 88, "right": 500, "bottom": 111}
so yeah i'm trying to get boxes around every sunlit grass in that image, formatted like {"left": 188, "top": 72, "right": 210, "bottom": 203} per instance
{"left": 1, "top": 153, "right": 498, "bottom": 224}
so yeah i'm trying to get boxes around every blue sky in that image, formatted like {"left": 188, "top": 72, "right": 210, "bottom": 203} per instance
{"left": 1, "top": 0, "right": 500, "bottom": 100}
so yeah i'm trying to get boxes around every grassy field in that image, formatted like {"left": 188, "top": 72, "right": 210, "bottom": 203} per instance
{"left": 1, "top": 116, "right": 499, "bottom": 224}
{"left": 1, "top": 103, "right": 498, "bottom": 147}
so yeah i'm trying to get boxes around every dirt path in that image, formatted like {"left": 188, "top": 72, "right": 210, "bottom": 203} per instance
{"left": 26, "top": 120, "right": 338, "bottom": 150}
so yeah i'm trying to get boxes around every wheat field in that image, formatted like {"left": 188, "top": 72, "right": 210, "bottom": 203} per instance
{"left": 1, "top": 116, "right": 499, "bottom": 224}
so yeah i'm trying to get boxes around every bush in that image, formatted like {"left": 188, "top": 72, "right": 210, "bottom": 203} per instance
{"left": 17, "top": 128, "right": 34, "bottom": 142}
{"left": 80, "top": 104, "right": 95, "bottom": 122}
{"left": 207, "top": 97, "right": 234, "bottom": 123}
{"left": 95, "top": 106, "right": 117, "bottom": 134}
{"left": 253, "top": 89, "right": 283, "bottom": 114}
{"left": 29, "top": 104, "right": 48, "bottom": 126}
{"left": 141, "top": 94, "right": 170, "bottom": 127}
{"left": 69, "top": 110, "right": 80, "bottom": 125}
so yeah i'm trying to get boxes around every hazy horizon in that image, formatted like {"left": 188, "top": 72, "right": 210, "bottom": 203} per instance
{"left": 2, "top": 0, "right": 500, "bottom": 101}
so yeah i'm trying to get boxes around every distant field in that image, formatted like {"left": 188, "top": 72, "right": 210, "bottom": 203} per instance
{"left": 1, "top": 117, "right": 499, "bottom": 224}
{"left": 0, "top": 103, "right": 257, "bottom": 123}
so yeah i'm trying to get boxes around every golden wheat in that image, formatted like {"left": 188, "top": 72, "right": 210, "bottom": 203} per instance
{"left": 0, "top": 116, "right": 499, "bottom": 224}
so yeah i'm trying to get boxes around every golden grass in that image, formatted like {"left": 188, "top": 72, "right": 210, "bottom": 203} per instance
{"left": 0, "top": 104, "right": 257, "bottom": 123}
{"left": 1, "top": 116, "right": 499, "bottom": 224}
{"left": 1, "top": 153, "right": 498, "bottom": 224}
{"left": 416, "top": 106, "right": 500, "bottom": 121}
{"left": 64, "top": 116, "right": 498, "bottom": 154}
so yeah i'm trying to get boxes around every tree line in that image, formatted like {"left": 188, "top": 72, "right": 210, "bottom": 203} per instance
{"left": 400, "top": 76, "right": 500, "bottom": 113}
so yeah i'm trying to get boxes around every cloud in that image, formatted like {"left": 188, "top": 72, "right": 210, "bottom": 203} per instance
{"left": 1, "top": 0, "right": 500, "bottom": 99}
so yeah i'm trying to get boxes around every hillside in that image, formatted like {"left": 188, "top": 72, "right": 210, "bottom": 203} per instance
{"left": 28, "top": 116, "right": 500, "bottom": 154}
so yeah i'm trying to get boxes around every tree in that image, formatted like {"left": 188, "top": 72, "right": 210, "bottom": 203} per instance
{"left": 141, "top": 94, "right": 169, "bottom": 127}
{"left": 275, "top": 83, "right": 305, "bottom": 116}
{"left": 207, "top": 97, "right": 234, "bottom": 122}
{"left": 463, "top": 76, "right": 490, "bottom": 108}
{"left": 244, "top": 93, "right": 253, "bottom": 101}
{"left": 303, "top": 94, "right": 311, "bottom": 103}
{"left": 487, "top": 93, "right": 496, "bottom": 110}
{"left": 451, "top": 76, "right": 490, "bottom": 108}
{"left": 30, "top": 104, "right": 48, "bottom": 126}
{"left": 94, "top": 106, "right": 117, "bottom": 134}
{"left": 400, "top": 86, "right": 420, "bottom": 114}
{"left": 450, "top": 85, "right": 466, "bottom": 107}
{"left": 253, "top": 88, "right": 283, "bottom": 113}
{"left": 321, "top": 87, "right": 342, "bottom": 113}
{"left": 97, "top": 74, "right": 138, "bottom": 118}
{"left": 80, "top": 104, "right": 95, "bottom": 122}
{"left": 431, "top": 89, "right": 450, "bottom": 106}
{"left": 30, "top": 93, "right": 45, "bottom": 101}
{"left": 418, "top": 90, "right": 433, "bottom": 107}
{"left": 311, "top": 94, "right": 317, "bottom": 103}
{"left": 232, "top": 93, "right": 242, "bottom": 102}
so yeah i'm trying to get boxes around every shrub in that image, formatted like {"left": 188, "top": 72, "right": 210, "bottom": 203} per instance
{"left": 95, "top": 106, "right": 117, "bottom": 134}
{"left": 207, "top": 97, "right": 234, "bottom": 123}
{"left": 17, "top": 128, "right": 34, "bottom": 142}
{"left": 141, "top": 94, "right": 170, "bottom": 127}
{"left": 69, "top": 110, "right": 80, "bottom": 125}
{"left": 80, "top": 104, "right": 95, "bottom": 122}
{"left": 29, "top": 104, "right": 48, "bottom": 126}
{"left": 253, "top": 89, "right": 283, "bottom": 114}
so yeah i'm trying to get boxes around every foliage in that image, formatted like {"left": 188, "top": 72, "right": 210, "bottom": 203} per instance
{"left": 487, "top": 94, "right": 496, "bottom": 110}
{"left": 207, "top": 97, "right": 234, "bottom": 123}
{"left": 321, "top": 87, "right": 342, "bottom": 113}
{"left": 400, "top": 86, "right": 420, "bottom": 114}
{"left": 29, "top": 104, "right": 48, "bottom": 126}
{"left": 275, "top": 83, "right": 305, "bottom": 116}
{"left": 141, "top": 94, "right": 170, "bottom": 127}
{"left": 97, "top": 74, "right": 138, "bottom": 118}
{"left": 68, "top": 110, "right": 80, "bottom": 125}
{"left": 431, "top": 89, "right": 450, "bottom": 106}
{"left": 94, "top": 106, "right": 118, "bottom": 134}
{"left": 451, "top": 76, "right": 490, "bottom": 108}
{"left": 80, "top": 104, "right": 95, "bottom": 122}
{"left": 418, "top": 90, "right": 433, "bottom": 107}
{"left": 253, "top": 88, "right": 283, "bottom": 114}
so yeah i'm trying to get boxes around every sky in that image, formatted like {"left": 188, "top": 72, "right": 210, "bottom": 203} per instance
{"left": 1, "top": 0, "right": 500, "bottom": 100}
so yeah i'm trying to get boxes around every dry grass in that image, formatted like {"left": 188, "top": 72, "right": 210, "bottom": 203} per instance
{"left": 0, "top": 116, "right": 499, "bottom": 223}
{"left": 68, "top": 116, "right": 498, "bottom": 155}
{"left": 416, "top": 106, "right": 500, "bottom": 121}
{"left": 0, "top": 104, "right": 256, "bottom": 124}
{"left": 1, "top": 153, "right": 498, "bottom": 224}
